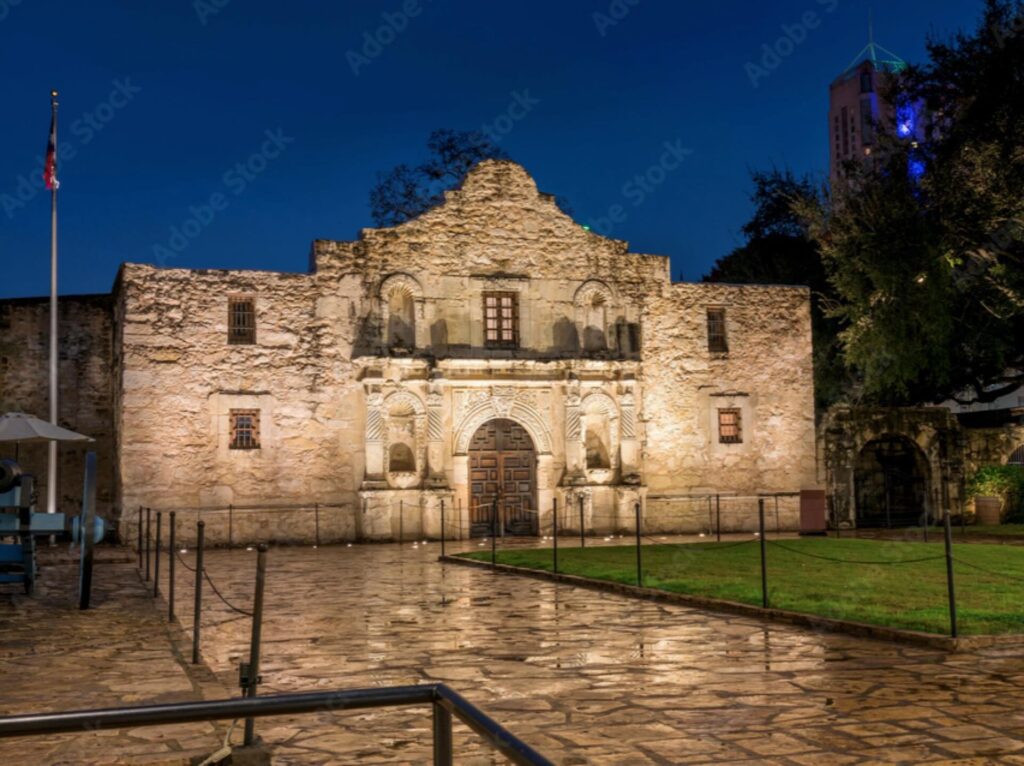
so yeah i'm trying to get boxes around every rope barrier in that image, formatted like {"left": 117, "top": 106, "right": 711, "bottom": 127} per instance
{"left": 174, "top": 550, "right": 197, "bottom": 573}
{"left": 767, "top": 540, "right": 946, "bottom": 565}
{"left": 202, "top": 569, "right": 255, "bottom": 618}
{"left": 952, "top": 556, "right": 1024, "bottom": 584}
{"left": 172, "top": 549, "right": 253, "bottom": 617}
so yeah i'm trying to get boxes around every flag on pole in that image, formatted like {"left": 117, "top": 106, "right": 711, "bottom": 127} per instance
{"left": 44, "top": 111, "right": 58, "bottom": 190}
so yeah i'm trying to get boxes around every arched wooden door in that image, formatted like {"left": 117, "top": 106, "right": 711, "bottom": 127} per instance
{"left": 468, "top": 419, "right": 538, "bottom": 537}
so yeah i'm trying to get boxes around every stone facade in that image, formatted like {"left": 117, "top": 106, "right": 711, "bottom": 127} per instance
{"left": 0, "top": 295, "right": 116, "bottom": 518}
{"left": 1, "top": 161, "right": 819, "bottom": 541}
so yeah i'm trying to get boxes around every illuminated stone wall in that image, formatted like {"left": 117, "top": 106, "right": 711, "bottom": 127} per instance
{"left": 0, "top": 294, "right": 117, "bottom": 518}
{"left": 3, "top": 161, "right": 821, "bottom": 542}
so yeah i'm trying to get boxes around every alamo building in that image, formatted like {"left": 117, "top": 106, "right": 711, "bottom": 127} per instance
{"left": 0, "top": 160, "right": 818, "bottom": 542}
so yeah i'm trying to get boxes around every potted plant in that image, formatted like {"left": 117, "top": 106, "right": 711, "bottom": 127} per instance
{"left": 966, "top": 465, "right": 1024, "bottom": 526}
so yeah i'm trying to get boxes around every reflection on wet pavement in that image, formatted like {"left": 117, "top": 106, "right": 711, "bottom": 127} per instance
{"left": 171, "top": 542, "right": 1024, "bottom": 764}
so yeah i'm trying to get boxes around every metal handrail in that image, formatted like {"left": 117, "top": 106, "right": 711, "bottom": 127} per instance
{"left": 0, "top": 683, "right": 553, "bottom": 766}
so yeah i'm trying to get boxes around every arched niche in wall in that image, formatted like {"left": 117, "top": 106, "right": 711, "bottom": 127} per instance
{"left": 382, "top": 390, "right": 427, "bottom": 487}
{"left": 574, "top": 280, "right": 616, "bottom": 354}
{"left": 379, "top": 273, "right": 423, "bottom": 352}
{"left": 581, "top": 391, "right": 620, "bottom": 479}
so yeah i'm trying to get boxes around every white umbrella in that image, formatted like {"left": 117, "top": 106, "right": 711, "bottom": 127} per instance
{"left": 0, "top": 412, "right": 93, "bottom": 444}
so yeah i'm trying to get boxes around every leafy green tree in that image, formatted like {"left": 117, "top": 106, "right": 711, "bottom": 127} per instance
{"left": 803, "top": 0, "right": 1024, "bottom": 405}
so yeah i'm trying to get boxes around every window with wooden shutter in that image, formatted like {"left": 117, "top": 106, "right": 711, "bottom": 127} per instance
{"left": 718, "top": 408, "right": 742, "bottom": 444}
{"left": 483, "top": 292, "right": 519, "bottom": 348}
{"left": 229, "top": 409, "right": 260, "bottom": 449}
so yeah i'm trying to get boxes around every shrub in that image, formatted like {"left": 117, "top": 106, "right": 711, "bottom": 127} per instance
{"left": 968, "top": 465, "right": 1024, "bottom": 523}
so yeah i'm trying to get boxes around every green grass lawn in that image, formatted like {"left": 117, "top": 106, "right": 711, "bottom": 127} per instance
{"left": 960, "top": 524, "right": 1024, "bottom": 538}
{"left": 459, "top": 538, "right": 1024, "bottom": 636}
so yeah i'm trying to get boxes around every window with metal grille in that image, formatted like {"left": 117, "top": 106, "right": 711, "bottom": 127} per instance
{"left": 229, "top": 409, "right": 260, "bottom": 449}
{"left": 1009, "top": 445, "right": 1024, "bottom": 466}
{"left": 718, "top": 408, "right": 742, "bottom": 444}
{"left": 228, "top": 297, "right": 256, "bottom": 345}
{"left": 483, "top": 292, "right": 519, "bottom": 348}
{"left": 707, "top": 308, "right": 728, "bottom": 353}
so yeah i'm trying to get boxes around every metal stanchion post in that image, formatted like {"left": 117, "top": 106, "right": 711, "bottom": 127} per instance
{"left": 579, "top": 494, "right": 585, "bottom": 548}
{"left": 153, "top": 511, "right": 162, "bottom": 598}
{"left": 440, "top": 499, "right": 446, "bottom": 557}
{"left": 758, "top": 499, "right": 768, "bottom": 609}
{"left": 168, "top": 512, "right": 176, "bottom": 622}
{"left": 243, "top": 544, "right": 268, "bottom": 746}
{"left": 491, "top": 499, "right": 497, "bottom": 567}
{"left": 314, "top": 502, "right": 320, "bottom": 548}
{"left": 634, "top": 501, "right": 642, "bottom": 587}
{"left": 192, "top": 520, "right": 205, "bottom": 665}
{"left": 228, "top": 504, "right": 234, "bottom": 548}
{"left": 552, "top": 498, "right": 559, "bottom": 574}
{"left": 715, "top": 494, "right": 721, "bottom": 543}
{"left": 944, "top": 507, "right": 958, "bottom": 638}
{"left": 137, "top": 505, "right": 143, "bottom": 569}
{"left": 433, "top": 701, "right": 454, "bottom": 765}
{"left": 145, "top": 507, "right": 151, "bottom": 582}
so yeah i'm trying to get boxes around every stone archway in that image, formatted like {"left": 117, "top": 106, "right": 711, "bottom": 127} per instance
{"left": 854, "top": 435, "right": 931, "bottom": 527}
{"left": 467, "top": 419, "right": 538, "bottom": 537}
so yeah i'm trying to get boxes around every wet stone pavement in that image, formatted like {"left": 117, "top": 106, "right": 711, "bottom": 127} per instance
{"left": 166, "top": 541, "right": 1024, "bottom": 765}
{"left": 0, "top": 548, "right": 225, "bottom": 765}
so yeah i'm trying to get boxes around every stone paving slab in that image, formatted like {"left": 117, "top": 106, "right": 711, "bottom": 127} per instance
{"left": 161, "top": 541, "right": 1024, "bottom": 764}
{"left": 0, "top": 548, "right": 225, "bottom": 765}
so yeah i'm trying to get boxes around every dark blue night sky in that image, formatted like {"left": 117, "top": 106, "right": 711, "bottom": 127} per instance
{"left": 0, "top": 0, "right": 982, "bottom": 298}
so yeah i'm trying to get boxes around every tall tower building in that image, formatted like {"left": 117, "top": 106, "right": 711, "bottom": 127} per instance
{"left": 828, "top": 30, "right": 906, "bottom": 184}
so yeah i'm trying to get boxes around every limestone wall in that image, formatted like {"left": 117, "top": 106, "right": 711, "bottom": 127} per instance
{"left": 116, "top": 264, "right": 365, "bottom": 538}
{"left": 641, "top": 282, "right": 818, "bottom": 497}
{"left": 3, "top": 160, "right": 822, "bottom": 543}
{"left": 0, "top": 295, "right": 116, "bottom": 519}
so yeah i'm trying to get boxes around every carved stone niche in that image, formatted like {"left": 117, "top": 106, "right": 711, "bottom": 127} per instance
{"left": 377, "top": 389, "right": 428, "bottom": 490}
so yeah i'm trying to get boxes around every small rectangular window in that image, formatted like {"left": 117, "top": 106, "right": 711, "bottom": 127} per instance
{"left": 230, "top": 409, "right": 260, "bottom": 449}
{"left": 718, "top": 408, "right": 742, "bottom": 444}
{"left": 483, "top": 291, "right": 519, "bottom": 348}
{"left": 707, "top": 308, "right": 728, "bottom": 353}
{"left": 228, "top": 297, "right": 256, "bottom": 345}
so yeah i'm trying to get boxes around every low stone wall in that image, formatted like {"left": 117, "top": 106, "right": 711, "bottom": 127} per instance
{"left": 127, "top": 505, "right": 357, "bottom": 549}
{"left": 644, "top": 495, "right": 801, "bottom": 534}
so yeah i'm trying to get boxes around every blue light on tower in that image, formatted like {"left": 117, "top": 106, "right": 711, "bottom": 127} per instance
{"left": 896, "top": 104, "right": 915, "bottom": 138}
{"left": 908, "top": 156, "right": 926, "bottom": 179}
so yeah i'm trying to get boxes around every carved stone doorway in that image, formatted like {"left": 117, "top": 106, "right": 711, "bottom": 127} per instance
{"left": 468, "top": 418, "right": 538, "bottom": 537}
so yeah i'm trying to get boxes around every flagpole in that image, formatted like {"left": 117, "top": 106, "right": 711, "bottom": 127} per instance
{"left": 47, "top": 89, "right": 59, "bottom": 515}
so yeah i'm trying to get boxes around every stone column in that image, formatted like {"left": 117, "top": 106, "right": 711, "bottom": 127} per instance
{"left": 619, "top": 389, "right": 640, "bottom": 482}
{"left": 426, "top": 390, "right": 447, "bottom": 486}
{"left": 564, "top": 385, "right": 585, "bottom": 484}
{"left": 363, "top": 389, "right": 386, "bottom": 487}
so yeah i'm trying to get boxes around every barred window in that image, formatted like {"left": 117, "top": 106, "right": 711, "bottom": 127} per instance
{"left": 707, "top": 308, "right": 728, "bottom": 353}
{"left": 718, "top": 408, "right": 742, "bottom": 444}
{"left": 230, "top": 409, "right": 260, "bottom": 449}
{"left": 228, "top": 297, "right": 256, "bottom": 345}
{"left": 483, "top": 292, "right": 519, "bottom": 348}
